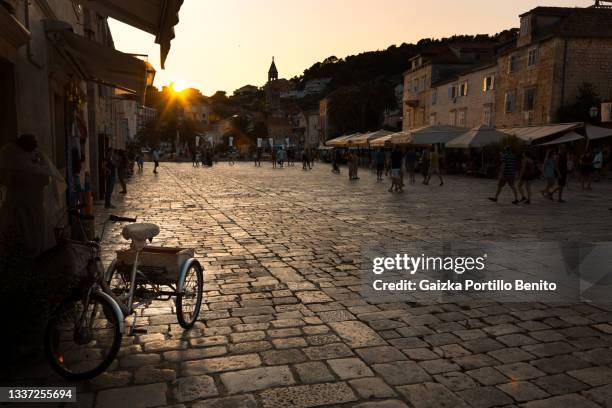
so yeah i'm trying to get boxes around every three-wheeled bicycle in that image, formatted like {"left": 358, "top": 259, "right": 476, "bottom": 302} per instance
{"left": 44, "top": 213, "right": 204, "bottom": 380}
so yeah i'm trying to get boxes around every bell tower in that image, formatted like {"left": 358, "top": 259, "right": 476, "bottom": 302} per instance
{"left": 268, "top": 57, "right": 278, "bottom": 82}
{"left": 266, "top": 57, "right": 280, "bottom": 112}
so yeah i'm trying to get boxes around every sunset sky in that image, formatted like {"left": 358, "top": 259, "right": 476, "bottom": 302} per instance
{"left": 109, "top": 0, "right": 593, "bottom": 96}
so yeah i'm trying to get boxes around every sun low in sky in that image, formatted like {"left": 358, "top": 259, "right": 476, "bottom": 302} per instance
{"left": 109, "top": 0, "right": 594, "bottom": 96}
{"left": 169, "top": 80, "right": 188, "bottom": 93}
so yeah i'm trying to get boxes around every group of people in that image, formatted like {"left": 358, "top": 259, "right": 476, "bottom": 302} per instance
{"left": 257, "top": 148, "right": 316, "bottom": 170}
{"left": 102, "top": 148, "right": 129, "bottom": 209}
{"left": 102, "top": 147, "right": 161, "bottom": 208}
{"left": 336, "top": 146, "right": 444, "bottom": 193}
{"left": 191, "top": 147, "right": 215, "bottom": 167}
{"left": 330, "top": 142, "right": 610, "bottom": 203}
{"left": 490, "top": 145, "right": 608, "bottom": 204}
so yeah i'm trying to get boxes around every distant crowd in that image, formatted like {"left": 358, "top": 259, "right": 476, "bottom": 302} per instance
{"left": 328, "top": 143, "right": 610, "bottom": 205}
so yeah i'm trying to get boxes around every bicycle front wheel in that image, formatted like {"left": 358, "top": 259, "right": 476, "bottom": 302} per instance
{"left": 44, "top": 291, "right": 122, "bottom": 381}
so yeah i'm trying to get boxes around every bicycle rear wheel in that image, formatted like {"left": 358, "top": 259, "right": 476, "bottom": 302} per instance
{"left": 44, "top": 291, "right": 122, "bottom": 381}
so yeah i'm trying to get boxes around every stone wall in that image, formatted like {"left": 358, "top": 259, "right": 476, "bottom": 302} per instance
{"left": 559, "top": 37, "right": 612, "bottom": 114}
{"left": 494, "top": 39, "right": 558, "bottom": 128}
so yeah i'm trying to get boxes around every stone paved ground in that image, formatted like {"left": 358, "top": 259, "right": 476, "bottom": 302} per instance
{"left": 7, "top": 161, "right": 612, "bottom": 408}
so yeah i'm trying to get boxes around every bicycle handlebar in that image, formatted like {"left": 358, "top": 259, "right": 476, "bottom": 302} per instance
{"left": 109, "top": 215, "right": 137, "bottom": 223}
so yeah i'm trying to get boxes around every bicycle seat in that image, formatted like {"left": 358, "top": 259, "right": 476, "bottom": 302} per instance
{"left": 122, "top": 223, "right": 160, "bottom": 250}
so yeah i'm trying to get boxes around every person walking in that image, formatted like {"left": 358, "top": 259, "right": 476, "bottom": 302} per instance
{"left": 517, "top": 151, "right": 536, "bottom": 204}
{"left": 277, "top": 148, "right": 285, "bottom": 168}
{"left": 103, "top": 147, "right": 117, "bottom": 208}
{"left": 136, "top": 151, "right": 144, "bottom": 172}
{"left": 389, "top": 145, "right": 403, "bottom": 192}
{"left": 351, "top": 150, "right": 359, "bottom": 180}
{"left": 550, "top": 145, "right": 568, "bottom": 202}
{"left": 331, "top": 149, "right": 340, "bottom": 173}
{"left": 271, "top": 148, "right": 277, "bottom": 168}
{"left": 302, "top": 149, "right": 311, "bottom": 170}
{"left": 152, "top": 148, "right": 160, "bottom": 174}
{"left": 287, "top": 148, "right": 294, "bottom": 167}
{"left": 593, "top": 147, "right": 603, "bottom": 181}
{"left": 424, "top": 146, "right": 443, "bottom": 186}
{"left": 192, "top": 149, "right": 198, "bottom": 167}
{"left": 541, "top": 149, "right": 556, "bottom": 198}
{"left": 347, "top": 150, "right": 354, "bottom": 179}
{"left": 420, "top": 148, "right": 430, "bottom": 184}
{"left": 255, "top": 148, "right": 262, "bottom": 167}
{"left": 117, "top": 149, "right": 128, "bottom": 194}
{"left": 405, "top": 148, "right": 417, "bottom": 184}
{"left": 580, "top": 149, "right": 593, "bottom": 190}
{"left": 375, "top": 149, "right": 385, "bottom": 180}
{"left": 488, "top": 146, "right": 519, "bottom": 204}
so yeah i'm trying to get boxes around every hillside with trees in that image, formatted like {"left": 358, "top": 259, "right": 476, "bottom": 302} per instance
{"left": 291, "top": 30, "right": 518, "bottom": 136}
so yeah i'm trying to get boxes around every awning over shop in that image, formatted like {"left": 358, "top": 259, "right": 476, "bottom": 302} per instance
{"left": 369, "top": 134, "right": 394, "bottom": 147}
{"left": 48, "top": 28, "right": 155, "bottom": 103}
{"left": 585, "top": 124, "right": 612, "bottom": 140}
{"left": 446, "top": 126, "right": 514, "bottom": 148}
{"left": 499, "top": 123, "right": 581, "bottom": 143}
{"left": 393, "top": 125, "right": 467, "bottom": 145}
{"left": 326, "top": 133, "right": 360, "bottom": 147}
{"left": 347, "top": 130, "right": 393, "bottom": 146}
{"left": 0, "top": 5, "right": 31, "bottom": 62}
{"left": 539, "top": 131, "right": 585, "bottom": 146}
{"left": 75, "top": 0, "right": 184, "bottom": 68}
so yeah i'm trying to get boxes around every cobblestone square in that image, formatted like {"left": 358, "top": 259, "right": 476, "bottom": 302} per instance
{"left": 10, "top": 162, "right": 612, "bottom": 407}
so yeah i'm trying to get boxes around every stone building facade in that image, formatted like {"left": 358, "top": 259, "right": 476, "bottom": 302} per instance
{"left": 429, "top": 63, "right": 497, "bottom": 129}
{"left": 0, "top": 0, "right": 182, "bottom": 203}
{"left": 403, "top": 44, "right": 496, "bottom": 131}
{"left": 495, "top": 6, "right": 612, "bottom": 127}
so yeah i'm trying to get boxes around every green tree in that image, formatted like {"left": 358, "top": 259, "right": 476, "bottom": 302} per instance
{"left": 328, "top": 82, "right": 396, "bottom": 136}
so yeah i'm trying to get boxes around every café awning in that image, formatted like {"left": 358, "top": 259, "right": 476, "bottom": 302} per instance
{"left": 326, "top": 133, "right": 360, "bottom": 147}
{"left": 347, "top": 130, "right": 393, "bottom": 146}
{"left": 539, "top": 131, "right": 585, "bottom": 146}
{"left": 499, "top": 123, "right": 581, "bottom": 143}
{"left": 369, "top": 134, "right": 395, "bottom": 147}
{"left": 392, "top": 125, "right": 467, "bottom": 145}
{"left": 585, "top": 124, "right": 612, "bottom": 140}
{"left": 446, "top": 126, "right": 514, "bottom": 148}
{"left": 75, "top": 0, "right": 184, "bottom": 68}
{"left": 48, "top": 28, "right": 155, "bottom": 103}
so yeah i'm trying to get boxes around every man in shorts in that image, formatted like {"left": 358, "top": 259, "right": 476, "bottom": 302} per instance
{"left": 424, "top": 145, "right": 443, "bottom": 186}
{"left": 488, "top": 146, "right": 519, "bottom": 204}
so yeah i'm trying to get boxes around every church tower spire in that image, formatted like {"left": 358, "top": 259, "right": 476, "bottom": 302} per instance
{"left": 268, "top": 56, "right": 278, "bottom": 82}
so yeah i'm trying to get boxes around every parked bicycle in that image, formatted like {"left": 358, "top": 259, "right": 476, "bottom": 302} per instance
{"left": 44, "top": 212, "right": 203, "bottom": 381}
